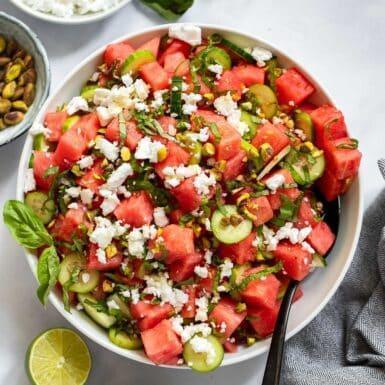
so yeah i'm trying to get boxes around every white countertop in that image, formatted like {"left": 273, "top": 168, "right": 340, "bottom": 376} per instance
{"left": 0, "top": 1, "right": 384, "bottom": 384}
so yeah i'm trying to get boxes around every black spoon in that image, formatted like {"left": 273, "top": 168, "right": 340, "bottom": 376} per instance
{"left": 261, "top": 197, "right": 341, "bottom": 385}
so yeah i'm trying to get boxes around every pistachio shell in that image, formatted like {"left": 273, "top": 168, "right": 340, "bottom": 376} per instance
{"left": 5, "top": 63, "right": 22, "bottom": 82}
{"left": 12, "top": 100, "right": 28, "bottom": 112}
{"left": 2, "top": 81, "right": 16, "bottom": 99}
{"left": 4, "top": 110, "right": 24, "bottom": 126}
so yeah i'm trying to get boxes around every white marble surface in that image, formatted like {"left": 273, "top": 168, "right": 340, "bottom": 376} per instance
{"left": 0, "top": 0, "right": 384, "bottom": 384}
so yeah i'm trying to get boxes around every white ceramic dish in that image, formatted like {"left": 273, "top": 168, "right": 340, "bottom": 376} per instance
{"left": 10, "top": 0, "right": 132, "bottom": 25}
{"left": 16, "top": 24, "right": 363, "bottom": 369}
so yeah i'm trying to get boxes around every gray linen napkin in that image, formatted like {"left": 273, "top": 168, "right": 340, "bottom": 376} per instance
{"left": 283, "top": 166, "right": 385, "bottom": 384}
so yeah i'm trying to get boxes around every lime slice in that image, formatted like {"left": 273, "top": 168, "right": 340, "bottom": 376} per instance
{"left": 26, "top": 328, "right": 91, "bottom": 385}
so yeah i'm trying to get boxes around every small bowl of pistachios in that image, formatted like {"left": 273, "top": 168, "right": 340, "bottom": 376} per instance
{"left": 0, "top": 12, "right": 50, "bottom": 146}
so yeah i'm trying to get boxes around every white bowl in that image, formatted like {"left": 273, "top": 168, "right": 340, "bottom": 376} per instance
{"left": 10, "top": 0, "right": 132, "bottom": 25}
{"left": 16, "top": 24, "right": 363, "bottom": 369}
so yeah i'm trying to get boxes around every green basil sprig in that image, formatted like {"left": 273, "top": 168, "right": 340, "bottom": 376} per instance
{"left": 36, "top": 246, "right": 60, "bottom": 305}
{"left": 3, "top": 200, "right": 53, "bottom": 248}
{"left": 3, "top": 200, "right": 60, "bottom": 305}
{"left": 140, "top": 0, "right": 194, "bottom": 21}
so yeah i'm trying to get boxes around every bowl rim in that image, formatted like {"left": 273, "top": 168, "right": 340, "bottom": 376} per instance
{"left": 16, "top": 23, "right": 363, "bottom": 369}
{"left": 0, "top": 11, "right": 51, "bottom": 147}
{"left": 9, "top": 0, "right": 132, "bottom": 25}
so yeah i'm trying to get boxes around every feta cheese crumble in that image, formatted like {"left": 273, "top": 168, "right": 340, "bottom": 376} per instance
{"left": 194, "top": 265, "right": 209, "bottom": 279}
{"left": 219, "top": 259, "right": 233, "bottom": 281}
{"left": 127, "top": 225, "right": 157, "bottom": 258}
{"left": 24, "top": 168, "right": 36, "bottom": 193}
{"left": 193, "top": 171, "right": 216, "bottom": 195}
{"left": 171, "top": 316, "right": 212, "bottom": 343}
{"left": 208, "top": 64, "right": 223, "bottom": 75}
{"left": 265, "top": 173, "right": 285, "bottom": 192}
{"left": 189, "top": 335, "right": 216, "bottom": 365}
{"left": 153, "top": 207, "right": 169, "bottom": 227}
{"left": 195, "top": 296, "right": 209, "bottom": 322}
{"left": 77, "top": 155, "right": 94, "bottom": 169}
{"left": 29, "top": 122, "right": 51, "bottom": 137}
{"left": 103, "top": 163, "right": 133, "bottom": 190}
{"left": 181, "top": 93, "right": 202, "bottom": 115}
{"left": 95, "top": 137, "right": 119, "bottom": 161}
{"left": 66, "top": 96, "right": 89, "bottom": 115}
{"left": 135, "top": 137, "right": 166, "bottom": 163}
{"left": 250, "top": 46, "right": 273, "bottom": 67}
{"left": 89, "top": 217, "right": 127, "bottom": 250}
{"left": 169, "top": 24, "right": 202, "bottom": 46}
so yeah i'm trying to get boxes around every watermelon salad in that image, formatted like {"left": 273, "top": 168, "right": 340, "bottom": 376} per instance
{"left": 23, "top": 24, "right": 361, "bottom": 371}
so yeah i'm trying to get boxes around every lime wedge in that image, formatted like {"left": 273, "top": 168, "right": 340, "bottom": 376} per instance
{"left": 26, "top": 328, "right": 91, "bottom": 385}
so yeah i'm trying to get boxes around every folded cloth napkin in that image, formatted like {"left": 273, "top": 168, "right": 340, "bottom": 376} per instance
{"left": 283, "top": 166, "right": 385, "bottom": 384}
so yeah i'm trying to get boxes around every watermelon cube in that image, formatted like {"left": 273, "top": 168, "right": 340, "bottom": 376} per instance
{"left": 33, "top": 151, "right": 57, "bottom": 191}
{"left": 154, "top": 141, "right": 190, "bottom": 178}
{"left": 77, "top": 160, "right": 104, "bottom": 193}
{"left": 216, "top": 70, "right": 244, "bottom": 94}
{"left": 251, "top": 121, "right": 290, "bottom": 158}
{"left": 245, "top": 196, "right": 274, "bottom": 227}
{"left": 232, "top": 65, "right": 265, "bottom": 86}
{"left": 275, "top": 68, "right": 315, "bottom": 106}
{"left": 219, "top": 232, "right": 256, "bottom": 265}
{"left": 169, "top": 252, "right": 202, "bottom": 282}
{"left": 105, "top": 118, "right": 143, "bottom": 150}
{"left": 181, "top": 285, "right": 196, "bottom": 319}
{"left": 296, "top": 197, "right": 319, "bottom": 228}
{"left": 209, "top": 297, "right": 247, "bottom": 338}
{"left": 316, "top": 168, "right": 353, "bottom": 202}
{"left": 140, "top": 62, "right": 170, "bottom": 91}
{"left": 248, "top": 301, "right": 280, "bottom": 338}
{"left": 131, "top": 301, "right": 174, "bottom": 331}
{"left": 240, "top": 267, "right": 281, "bottom": 309}
{"left": 171, "top": 177, "right": 202, "bottom": 213}
{"left": 222, "top": 150, "right": 247, "bottom": 181}
{"left": 87, "top": 243, "right": 122, "bottom": 271}
{"left": 103, "top": 42, "right": 134, "bottom": 67}
{"left": 163, "top": 51, "right": 186, "bottom": 75}
{"left": 52, "top": 206, "right": 87, "bottom": 242}
{"left": 137, "top": 37, "right": 160, "bottom": 58}
{"left": 307, "top": 221, "right": 335, "bottom": 256}
{"left": 72, "top": 112, "right": 100, "bottom": 142}
{"left": 158, "top": 39, "right": 191, "bottom": 64}
{"left": 141, "top": 319, "right": 183, "bottom": 365}
{"left": 54, "top": 129, "right": 87, "bottom": 169}
{"left": 196, "top": 266, "right": 217, "bottom": 295}
{"left": 215, "top": 121, "right": 242, "bottom": 161}
{"left": 161, "top": 224, "right": 195, "bottom": 264}
{"left": 44, "top": 111, "right": 67, "bottom": 142}
{"left": 274, "top": 242, "right": 312, "bottom": 281}
{"left": 114, "top": 191, "right": 153, "bottom": 227}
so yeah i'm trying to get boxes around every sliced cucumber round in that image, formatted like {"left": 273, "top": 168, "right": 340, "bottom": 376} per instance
{"left": 59, "top": 253, "right": 100, "bottom": 293}
{"left": 248, "top": 84, "right": 278, "bottom": 119}
{"left": 183, "top": 335, "right": 224, "bottom": 372}
{"left": 80, "top": 84, "right": 98, "bottom": 102}
{"left": 121, "top": 49, "right": 155, "bottom": 75}
{"left": 203, "top": 47, "right": 232, "bottom": 70}
{"left": 108, "top": 293, "right": 131, "bottom": 319}
{"left": 240, "top": 110, "right": 260, "bottom": 138}
{"left": 32, "top": 133, "right": 49, "bottom": 151}
{"left": 108, "top": 328, "right": 142, "bottom": 350}
{"left": 62, "top": 115, "right": 80, "bottom": 133}
{"left": 25, "top": 191, "right": 56, "bottom": 224}
{"left": 294, "top": 110, "right": 314, "bottom": 142}
{"left": 285, "top": 148, "right": 325, "bottom": 185}
{"left": 211, "top": 205, "right": 252, "bottom": 244}
{"left": 77, "top": 293, "right": 116, "bottom": 329}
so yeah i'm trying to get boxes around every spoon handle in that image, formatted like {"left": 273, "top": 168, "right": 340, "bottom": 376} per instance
{"left": 261, "top": 279, "right": 299, "bottom": 385}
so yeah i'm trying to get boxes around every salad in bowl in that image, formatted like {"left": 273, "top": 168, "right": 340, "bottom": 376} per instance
{"left": 5, "top": 24, "right": 362, "bottom": 372}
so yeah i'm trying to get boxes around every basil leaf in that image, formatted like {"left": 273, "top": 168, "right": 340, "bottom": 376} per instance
{"left": 140, "top": 0, "right": 194, "bottom": 21}
{"left": 36, "top": 246, "right": 60, "bottom": 305}
{"left": 62, "top": 266, "right": 81, "bottom": 312}
{"left": 3, "top": 200, "right": 53, "bottom": 248}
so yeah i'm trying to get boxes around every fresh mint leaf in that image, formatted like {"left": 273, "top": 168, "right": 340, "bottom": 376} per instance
{"left": 140, "top": 0, "right": 194, "bottom": 21}
{"left": 3, "top": 200, "right": 53, "bottom": 248}
{"left": 36, "top": 246, "right": 60, "bottom": 305}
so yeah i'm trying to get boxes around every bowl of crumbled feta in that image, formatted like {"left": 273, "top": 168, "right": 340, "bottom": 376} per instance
{"left": 10, "top": 0, "right": 132, "bottom": 24}
{"left": 15, "top": 24, "right": 362, "bottom": 369}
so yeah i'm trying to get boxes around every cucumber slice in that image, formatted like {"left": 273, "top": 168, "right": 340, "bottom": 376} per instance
{"left": 108, "top": 328, "right": 142, "bottom": 350}
{"left": 248, "top": 84, "right": 278, "bottom": 119}
{"left": 121, "top": 50, "right": 156, "bottom": 75}
{"left": 32, "top": 133, "right": 49, "bottom": 151}
{"left": 78, "top": 293, "right": 116, "bottom": 329}
{"left": 210, "top": 33, "right": 254, "bottom": 64}
{"left": 257, "top": 144, "right": 291, "bottom": 180}
{"left": 25, "top": 191, "right": 56, "bottom": 224}
{"left": 203, "top": 47, "right": 232, "bottom": 70}
{"left": 170, "top": 76, "right": 183, "bottom": 117}
{"left": 211, "top": 205, "right": 252, "bottom": 244}
{"left": 294, "top": 110, "right": 314, "bottom": 142}
{"left": 183, "top": 335, "right": 224, "bottom": 372}
{"left": 240, "top": 110, "right": 260, "bottom": 138}
{"left": 59, "top": 253, "right": 100, "bottom": 293}
{"left": 311, "top": 253, "right": 327, "bottom": 268}
{"left": 284, "top": 148, "right": 325, "bottom": 185}
{"left": 229, "top": 263, "right": 251, "bottom": 300}
{"left": 81, "top": 85, "right": 98, "bottom": 102}
{"left": 108, "top": 293, "right": 131, "bottom": 319}
{"left": 62, "top": 115, "right": 80, "bottom": 133}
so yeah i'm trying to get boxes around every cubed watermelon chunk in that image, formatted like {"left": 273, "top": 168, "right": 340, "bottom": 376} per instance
{"left": 77, "top": 160, "right": 104, "bottom": 193}
{"left": 131, "top": 301, "right": 174, "bottom": 331}
{"left": 209, "top": 297, "right": 247, "bottom": 338}
{"left": 141, "top": 319, "right": 183, "bottom": 365}
{"left": 215, "top": 121, "right": 242, "bottom": 161}
{"left": 114, "top": 191, "right": 153, "bottom": 227}
{"left": 222, "top": 150, "right": 247, "bottom": 181}
{"left": 274, "top": 242, "right": 312, "bottom": 281}
{"left": 248, "top": 301, "right": 280, "bottom": 338}
{"left": 72, "top": 112, "right": 100, "bottom": 142}
{"left": 140, "top": 62, "right": 170, "bottom": 91}
{"left": 181, "top": 285, "right": 196, "bottom": 319}
{"left": 216, "top": 70, "right": 244, "bottom": 93}
{"left": 51, "top": 206, "right": 87, "bottom": 242}
{"left": 307, "top": 221, "right": 335, "bottom": 256}
{"left": 159, "top": 39, "right": 191, "bottom": 64}
{"left": 171, "top": 177, "right": 202, "bottom": 213}
{"left": 169, "top": 252, "right": 202, "bottom": 282}
{"left": 161, "top": 224, "right": 195, "bottom": 264}
{"left": 296, "top": 197, "right": 319, "bottom": 228}
{"left": 44, "top": 111, "right": 67, "bottom": 142}
{"left": 163, "top": 51, "right": 186, "bottom": 75}
{"left": 275, "top": 68, "right": 315, "bottom": 106}
{"left": 137, "top": 37, "right": 160, "bottom": 58}
{"left": 316, "top": 168, "right": 353, "bottom": 202}
{"left": 105, "top": 118, "right": 143, "bottom": 150}
{"left": 219, "top": 232, "right": 256, "bottom": 265}
{"left": 104, "top": 42, "right": 134, "bottom": 67}
{"left": 33, "top": 151, "right": 57, "bottom": 191}
{"left": 157, "top": 116, "right": 177, "bottom": 135}
{"left": 245, "top": 196, "right": 274, "bottom": 227}
{"left": 232, "top": 65, "right": 265, "bottom": 86}
{"left": 54, "top": 129, "right": 87, "bottom": 169}
{"left": 87, "top": 243, "right": 123, "bottom": 271}
{"left": 196, "top": 266, "right": 217, "bottom": 295}
{"left": 154, "top": 141, "right": 190, "bottom": 178}
{"left": 251, "top": 121, "right": 290, "bottom": 157}
{"left": 240, "top": 267, "right": 281, "bottom": 309}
